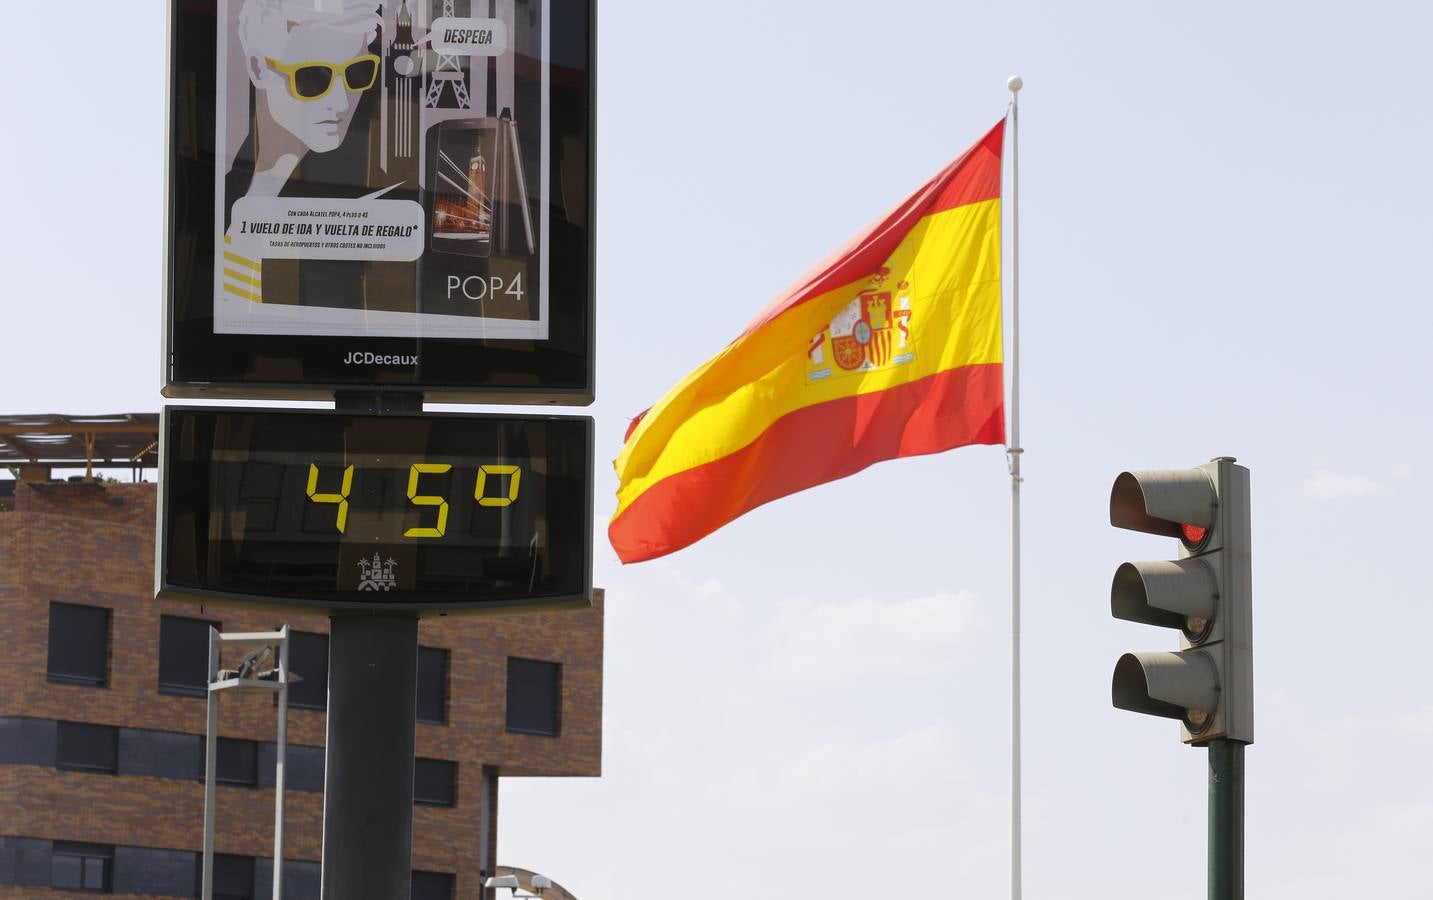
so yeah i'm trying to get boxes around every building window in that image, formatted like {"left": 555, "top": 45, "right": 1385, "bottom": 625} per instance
{"left": 52, "top": 841, "right": 112, "bottom": 892}
{"left": 413, "top": 758, "right": 456, "bottom": 806}
{"left": 416, "top": 647, "right": 448, "bottom": 724}
{"left": 206, "top": 853, "right": 255, "bottom": 900}
{"left": 267, "top": 857, "right": 321, "bottom": 900}
{"left": 287, "top": 630, "right": 329, "bottom": 710}
{"left": 506, "top": 657, "right": 561, "bottom": 736}
{"left": 47, "top": 603, "right": 111, "bottom": 686}
{"left": 159, "top": 615, "right": 218, "bottom": 697}
{"left": 214, "top": 738, "right": 258, "bottom": 787}
{"left": 117, "top": 728, "right": 202, "bottom": 781}
{"left": 56, "top": 721, "right": 118, "bottom": 774}
{"left": 411, "top": 870, "right": 455, "bottom": 900}
{"left": 258, "top": 742, "right": 325, "bottom": 793}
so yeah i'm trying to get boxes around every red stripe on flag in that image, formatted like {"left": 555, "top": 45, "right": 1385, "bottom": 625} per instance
{"left": 609, "top": 363, "right": 1005, "bottom": 564}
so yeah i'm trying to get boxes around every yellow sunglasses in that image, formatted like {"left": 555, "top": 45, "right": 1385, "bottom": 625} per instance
{"left": 266, "top": 54, "right": 380, "bottom": 101}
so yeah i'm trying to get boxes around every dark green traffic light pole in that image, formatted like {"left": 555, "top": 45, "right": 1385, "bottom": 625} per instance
{"left": 1207, "top": 739, "right": 1245, "bottom": 899}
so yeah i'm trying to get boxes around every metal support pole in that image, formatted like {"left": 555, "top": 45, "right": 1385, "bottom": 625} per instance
{"left": 201, "top": 628, "right": 290, "bottom": 898}
{"left": 272, "top": 627, "right": 290, "bottom": 900}
{"left": 1208, "top": 739, "right": 1245, "bottom": 900}
{"left": 201, "top": 628, "right": 220, "bottom": 900}
{"left": 1005, "top": 75, "right": 1024, "bottom": 900}
{"left": 479, "top": 765, "right": 500, "bottom": 900}
{"left": 320, "top": 614, "right": 419, "bottom": 900}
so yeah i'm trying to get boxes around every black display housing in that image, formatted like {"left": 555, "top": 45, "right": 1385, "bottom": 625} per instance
{"left": 157, "top": 407, "right": 593, "bottom": 614}
{"left": 163, "top": 0, "right": 595, "bottom": 403}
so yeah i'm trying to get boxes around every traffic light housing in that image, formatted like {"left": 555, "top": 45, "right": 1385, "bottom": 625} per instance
{"left": 1109, "top": 458, "right": 1252, "bottom": 745}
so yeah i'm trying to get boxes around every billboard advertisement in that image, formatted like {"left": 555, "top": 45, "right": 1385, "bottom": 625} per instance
{"left": 165, "top": 0, "right": 593, "bottom": 400}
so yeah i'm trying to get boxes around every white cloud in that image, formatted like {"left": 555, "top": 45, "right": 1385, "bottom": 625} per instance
{"left": 1301, "top": 467, "right": 1384, "bottom": 500}
{"left": 647, "top": 557, "right": 749, "bottom": 617}
{"left": 1388, "top": 463, "right": 1413, "bottom": 480}
{"left": 1393, "top": 705, "right": 1433, "bottom": 737}
{"left": 1253, "top": 800, "right": 1433, "bottom": 899}
{"left": 776, "top": 724, "right": 969, "bottom": 796}
{"left": 513, "top": 569, "right": 1003, "bottom": 899}
{"left": 762, "top": 590, "right": 986, "bottom": 682}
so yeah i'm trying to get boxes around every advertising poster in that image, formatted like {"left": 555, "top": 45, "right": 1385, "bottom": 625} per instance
{"left": 213, "top": 0, "right": 549, "bottom": 339}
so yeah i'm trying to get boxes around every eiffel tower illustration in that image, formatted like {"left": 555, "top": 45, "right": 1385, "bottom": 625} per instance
{"left": 425, "top": 0, "right": 472, "bottom": 109}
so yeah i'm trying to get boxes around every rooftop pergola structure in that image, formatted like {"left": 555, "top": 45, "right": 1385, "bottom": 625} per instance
{"left": 0, "top": 413, "right": 159, "bottom": 482}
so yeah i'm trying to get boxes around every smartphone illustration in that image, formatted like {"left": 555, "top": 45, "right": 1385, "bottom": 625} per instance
{"left": 428, "top": 118, "right": 499, "bottom": 258}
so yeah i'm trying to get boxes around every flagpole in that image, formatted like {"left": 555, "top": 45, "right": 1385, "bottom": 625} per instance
{"left": 1006, "top": 73, "right": 1024, "bottom": 900}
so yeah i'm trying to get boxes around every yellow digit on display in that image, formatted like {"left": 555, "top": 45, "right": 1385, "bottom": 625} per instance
{"left": 405, "top": 463, "right": 453, "bottom": 538}
{"left": 306, "top": 463, "right": 354, "bottom": 533}
{"left": 475, "top": 464, "right": 522, "bottom": 507}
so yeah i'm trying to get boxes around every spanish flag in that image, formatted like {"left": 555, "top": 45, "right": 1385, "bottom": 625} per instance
{"left": 610, "top": 121, "right": 1006, "bottom": 563}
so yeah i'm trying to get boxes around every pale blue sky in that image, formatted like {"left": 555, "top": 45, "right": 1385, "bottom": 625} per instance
{"left": 4, "top": 1, "right": 1432, "bottom": 897}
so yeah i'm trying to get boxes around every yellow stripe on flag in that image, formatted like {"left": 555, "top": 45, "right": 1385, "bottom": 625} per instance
{"left": 613, "top": 197, "right": 1001, "bottom": 519}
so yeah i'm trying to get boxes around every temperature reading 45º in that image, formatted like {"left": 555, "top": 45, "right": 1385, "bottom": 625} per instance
{"left": 303, "top": 461, "right": 524, "bottom": 538}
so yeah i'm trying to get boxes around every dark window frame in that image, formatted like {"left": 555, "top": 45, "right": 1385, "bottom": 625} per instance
{"left": 195, "top": 852, "right": 256, "bottom": 900}
{"left": 212, "top": 737, "right": 259, "bottom": 787}
{"left": 505, "top": 656, "right": 562, "bottom": 737}
{"left": 159, "top": 614, "right": 220, "bottom": 698}
{"left": 51, "top": 840, "right": 113, "bottom": 892}
{"left": 411, "top": 869, "right": 455, "bottom": 900}
{"left": 285, "top": 630, "right": 329, "bottom": 711}
{"left": 416, "top": 646, "right": 449, "bottom": 725}
{"left": 55, "top": 721, "right": 119, "bottom": 775}
{"left": 413, "top": 757, "right": 457, "bottom": 807}
{"left": 47, "top": 602, "right": 112, "bottom": 687}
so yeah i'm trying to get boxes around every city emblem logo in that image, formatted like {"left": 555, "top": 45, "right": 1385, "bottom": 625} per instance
{"left": 806, "top": 268, "right": 915, "bottom": 383}
{"left": 357, "top": 553, "right": 399, "bottom": 591}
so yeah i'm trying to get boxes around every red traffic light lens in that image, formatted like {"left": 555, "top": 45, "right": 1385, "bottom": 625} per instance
{"left": 1181, "top": 523, "right": 1208, "bottom": 547}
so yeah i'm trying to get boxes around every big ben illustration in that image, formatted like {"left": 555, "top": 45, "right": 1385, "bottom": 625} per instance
{"left": 361, "top": 1, "right": 423, "bottom": 314}
{"left": 386, "top": 0, "right": 422, "bottom": 176}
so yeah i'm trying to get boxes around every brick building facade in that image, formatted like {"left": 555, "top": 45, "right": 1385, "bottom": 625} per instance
{"left": 0, "top": 475, "right": 602, "bottom": 899}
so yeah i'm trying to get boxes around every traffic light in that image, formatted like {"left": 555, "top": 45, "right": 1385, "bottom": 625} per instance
{"left": 1109, "top": 458, "right": 1252, "bottom": 744}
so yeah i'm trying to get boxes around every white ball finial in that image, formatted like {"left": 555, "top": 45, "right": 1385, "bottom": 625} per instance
{"left": 1007, "top": 75, "right": 1024, "bottom": 93}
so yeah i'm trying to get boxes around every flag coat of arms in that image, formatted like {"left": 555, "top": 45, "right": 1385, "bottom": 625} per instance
{"left": 610, "top": 121, "right": 1006, "bottom": 563}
